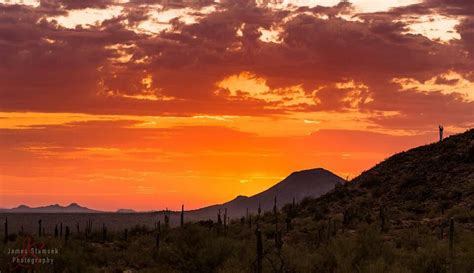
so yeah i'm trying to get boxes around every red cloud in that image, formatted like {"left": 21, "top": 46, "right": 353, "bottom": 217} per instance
{"left": 0, "top": 0, "right": 472, "bottom": 130}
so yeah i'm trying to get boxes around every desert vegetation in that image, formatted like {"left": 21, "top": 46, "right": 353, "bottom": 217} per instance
{"left": 0, "top": 200, "right": 473, "bottom": 273}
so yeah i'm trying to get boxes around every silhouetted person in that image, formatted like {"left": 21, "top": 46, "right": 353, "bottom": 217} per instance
{"left": 439, "top": 125, "right": 444, "bottom": 142}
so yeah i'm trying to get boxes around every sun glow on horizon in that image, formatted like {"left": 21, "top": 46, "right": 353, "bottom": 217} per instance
{"left": 0, "top": 0, "right": 472, "bottom": 211}
{"left": 0, "top": 109, "right": 452, "bottom": 210}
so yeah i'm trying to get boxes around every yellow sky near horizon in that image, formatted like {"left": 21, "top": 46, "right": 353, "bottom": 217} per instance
{"left": 0, "top": 0, "right": 473, "bottom": 211}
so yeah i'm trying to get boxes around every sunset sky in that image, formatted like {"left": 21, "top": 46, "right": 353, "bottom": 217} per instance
{"left": 0, "top": 0, "right": 473, "bottom": 211}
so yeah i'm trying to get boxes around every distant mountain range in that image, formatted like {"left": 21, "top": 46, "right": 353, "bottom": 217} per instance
{"left": 0, "top": 203, "right": 100, "bottom": 213}
{"left": 1, "top": 168, "right": 343, "bottom": 217}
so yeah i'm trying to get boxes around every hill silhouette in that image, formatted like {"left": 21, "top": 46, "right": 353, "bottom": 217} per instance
{"left": 190, "top": 168, "right": 344, "bottom": 219}
{"left": 296, "top": 129, "right": 474, "bottom": 227}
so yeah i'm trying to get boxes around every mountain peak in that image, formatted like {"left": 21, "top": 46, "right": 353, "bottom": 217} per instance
{"left": 288, "top": 167, "right": 330, "bottom": 176}
{"left": 232, "top": 195, "right": 249, "bottom": 201}
{"left": 196, "top": 167, "right": 344, "bottom": 219}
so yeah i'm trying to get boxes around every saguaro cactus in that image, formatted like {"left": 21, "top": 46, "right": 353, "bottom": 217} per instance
{"left": 85, "top": 219, "right": 92, "bottom": 235}
{"left": 65, "top": 226, "right": 70, "bottom": 245}
{"left": 248, "top": 210, "right": 252, "bottom": 229}
{"left": 439, "top": 125, "right": 444, "bottom": 142}
{"left": 292, "top": 198, "right": 296, "bottom": 216}
{"left": 4, "top": 217, "right": 8, "bottom": 243}
{"left": 156, "top": 230, "right": 161, "bottom": 250}
{"left": 286, "top": 198, "right": 296, "bottom": 233}
{"left": 342, "top": 210, "right": 350, "bottom": 232}
{"left": 102, "top": 223, "right": 107, "bottom": 241}
{"left": 76, "top": 223, "right": 80, "bottom": 234}
{"left": 285, "top": 217, "right": 291, "bottom": 233}
{"left": 273, "top": 196, "right": 277, "bottom": 215}
{"left": 216, "top": 209, "right": 222, "bottom": 234}
{"left": 60, "top": 222, "right": 63, "bottom": 237}
{"left": 317, "top": 224, "right": 324, "bottom": 247}
{"left": 38, "top": 219, "right": 42, "bottom": 237}
{"left": 155, "top": 221, "right": 161, "bottom": 251}
{"left": 164, "top": 209, "right": 170, "bottom": 227}
{"left": 257, "top": 203, "right": 262, "bottom": 224}
{"left": 217, "top": 209, "right": 222, "bottom": 226}
{"left": 246, "top": 208, "right": 250, "bottom": 227}
{"left": 273, "top": 197, "right": 281, "bottom": 247}
{"left": 55, "top": 224, "right": 59, "bottom": 238}
{"left": 256, "top": 227, "right": 263, "bottom": 273}
{"left": 276, "top": 230, "right": 283, "bottom": 250}
{"left": 224, "top": 208, "right": 228, "bottom": 230}
{"left": 180, "top": 204, "right": 184, "bottom": 228}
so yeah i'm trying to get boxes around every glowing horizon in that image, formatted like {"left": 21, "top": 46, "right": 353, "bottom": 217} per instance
{"left": 1, "top": 0, "right": 473, "bottom": 211}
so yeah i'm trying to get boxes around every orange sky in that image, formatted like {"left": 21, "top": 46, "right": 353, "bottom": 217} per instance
{"left": 0, "top": 0, "right": 473, "bottom": 211}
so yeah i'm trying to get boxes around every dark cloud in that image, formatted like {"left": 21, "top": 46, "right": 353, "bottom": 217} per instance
{"left": 0, "top": 0, "right": 472, "bottom": 130}
{"left": 363, "top": 80, "right": 474, "bottom": 130}
{"left": 377, "top": 0, "right": 474, "bottom": 60}
{"left": 296, "top": 0, "right": 354, "bottom": 17}
{"left": 40, "top": 0, "right": 115, "bottom": 10}
{"left": 434, "top": 76, "right": 459, "bottom": 85}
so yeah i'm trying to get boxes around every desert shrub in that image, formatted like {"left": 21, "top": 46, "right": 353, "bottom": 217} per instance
{"left": 386, "top": 263, "right": 413, "bottom": 273}
{"left": 412, "top": 244, "right": 449, "bottom": 273}
{"left": 397, "top": 229, "right": 426, "bottom": 251}
{"left": 352, "top": 225, "right": 393, "bottom": 269}
{"left": 451, "top": 229, "right": 474, "bottom": 273}
{"left": 361, "top": 257, "right": 387, "bottom": 273}
{"left": 446, "top": 206, "right": 472, "bottom": 223}
{"left": 332, "top": 182, "right": 350, "bottom": 199}
{"left": 159, "top": 226, "right": 235, "bottom": 273}
{"left": 283, "top": 244, "right": 316, "bottom": 273}
{"left": 129, "top": 224, "right": 150, "bottom": 235}
{"left": 311, "top": 206, "right": 326, "bottom": 222}
{"left": 307, "top": 248, "right": 337, "bottom": 273}
{"left": 358, "top": 175, "right": 379, "bottom": 188}
{"left": 53, "top": 240, "right": 91, "bottom": 273}
{"left": 328, "top": 235, "right": 357, "bottom": 273}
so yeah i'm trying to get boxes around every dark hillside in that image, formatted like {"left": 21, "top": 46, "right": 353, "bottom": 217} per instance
{"left": 298, "top": 129, "right": 474, "bottom": 228}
